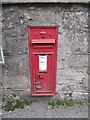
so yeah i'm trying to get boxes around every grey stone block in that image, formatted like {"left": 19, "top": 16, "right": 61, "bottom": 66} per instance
{"left": 3, "top": 36, "right": 28, "bottom": 55}
{"left": 2, "top": 88, "right": 31, "bottom": 99}
{"left": 67, "top": 55, "right": 88, "bottom": 68}
{"left": 72, "top": 91, "right": 88, "bottom": 100}
{"left": 2, "top": 54, "right": 29, "bottom": 76}
{"left": 0, "top": 65, "right": 2, "bottom": 77}
{"left": 63, "top": 11, "right": 88, "bottom": 30}
{"left": 3, "top": 75, "right": 30, "bottom": 89}
{"left": 0, "top": 88, "right": 2, "bottom": 118}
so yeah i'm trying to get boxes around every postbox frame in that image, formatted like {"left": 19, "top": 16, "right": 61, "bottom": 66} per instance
{"left": 28, "top": 26, "right": 58, "bottom": 96}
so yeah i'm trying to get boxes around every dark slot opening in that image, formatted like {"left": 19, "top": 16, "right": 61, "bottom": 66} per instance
{"left": 32, "top": 43, "right": 54, "bottom": 47}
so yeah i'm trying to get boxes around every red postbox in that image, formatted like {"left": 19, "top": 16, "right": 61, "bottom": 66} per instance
{"left": 28, "top": 26, "right": 58, "bottom": 96}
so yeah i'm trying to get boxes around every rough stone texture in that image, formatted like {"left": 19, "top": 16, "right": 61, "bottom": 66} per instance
{"left": 1, "top": 0, "right": 90, "bottom": 3}
{"left": 2, "top": 75, "right": 30, "bottom": 89}
{"left": 2, "top": 3, "right": 89, "bottom": 100}
{"left": 0, "top": 4, "right": 3, "bottom": 119}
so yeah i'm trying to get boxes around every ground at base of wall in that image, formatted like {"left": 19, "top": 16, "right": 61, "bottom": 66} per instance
{"left": 2, "top": 98, "right": 88, "bottom": 118}
{"left": 1, "top": 93, "right": 89, "bottom": 118}
{"left": 2, "top": 93, "right": 89, "bottom": 111}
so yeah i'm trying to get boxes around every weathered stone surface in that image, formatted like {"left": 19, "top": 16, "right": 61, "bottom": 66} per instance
{"left": 2, "top": 4, "right": 89, "bottom": 100}
{"left": 56, "top": 90, "right": 88, "bottom": 100}
{"left": 56, "top": 67, "right": 88, "bottom": 93}
{"left": 67, "top": 55, "right": 88, "bottom": 68}
{"left": 0, "top": 88, "right": 2, "bottom": 104}
{"left": 2, "top": 54, "right": 29, "bottom": 76}
{"left": 3, "top": 36, "right": 28, "bottom": 55}
{"left": 0, "top": 87, "right": 2, "bottom": 119}
{"left": 2, "top": 88, "right": 31, "bottom": 99}
{"left": 1, "top": 0, "right": 90, "bottom": 3}
{"left": 72, "top": 91, "right": 88, "bottom": 100}
{"left": 63, "top": 11, "right": 88, "bottom": 30}
{"left": 0, "top": 65, "right": 2, "bottom": 78}
{"left": 2, "top": 75, "right": 30, "bottom": 89}
{"left": 57, "top": 54, "right": 88, "bottom": 70}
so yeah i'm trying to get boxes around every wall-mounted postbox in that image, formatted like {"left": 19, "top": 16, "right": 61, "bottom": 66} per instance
{"left": 28, "top": 26, "right": 58, "bottom": 96}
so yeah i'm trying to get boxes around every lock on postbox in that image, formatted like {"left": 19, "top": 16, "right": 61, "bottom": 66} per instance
{"left": 28, "top": 26, "right": 58, "bottom": 96}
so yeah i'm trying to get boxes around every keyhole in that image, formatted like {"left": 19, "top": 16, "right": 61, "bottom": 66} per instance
{"left": 39, "top": 75, "right": 40, "bottom": 78}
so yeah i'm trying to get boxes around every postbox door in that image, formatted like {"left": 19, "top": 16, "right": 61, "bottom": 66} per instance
{"left": 33, "top": 53, "right": 53, "bottom": 92}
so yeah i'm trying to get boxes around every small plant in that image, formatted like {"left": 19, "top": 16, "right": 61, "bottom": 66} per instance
{"left": 49, "top": 99, "right": 89, "bottom": 108}
{"left": 49, "top": 99, "right": 76, "bottom": 107}
{"left": 3, "top": 100, "right": 25, "bottom": 111}
{"left": 2, "top": 94, "right": 32, "bottom": 111}
{"left": 77, "top": 100, "right": 88, "bottom": 106}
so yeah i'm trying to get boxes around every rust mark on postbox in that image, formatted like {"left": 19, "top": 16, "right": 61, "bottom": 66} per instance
{"left": 28, "top": 26, "right": 58, "bottom": 96}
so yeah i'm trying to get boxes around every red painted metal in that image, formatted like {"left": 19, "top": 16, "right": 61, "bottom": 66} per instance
{"left": 28, "top": 26, "right": 58, "bottom": 96}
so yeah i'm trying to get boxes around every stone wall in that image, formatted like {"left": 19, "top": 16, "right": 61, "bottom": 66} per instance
{"left": 1, "top": 0, "right": 90, "bottom": 3}
{"left": 2, "top": 3, "right": 89, "bottom": 100}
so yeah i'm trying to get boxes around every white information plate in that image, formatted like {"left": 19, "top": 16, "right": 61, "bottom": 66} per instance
{"left": 39, "top": 55, "right": 47, "bottom": 71}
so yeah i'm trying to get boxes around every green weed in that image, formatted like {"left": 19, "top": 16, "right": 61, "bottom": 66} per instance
{"left": 2, "top": 94, "right": 32, "bottom": 111}
{"left": 49, "top": 99, "right": 89, "bottom": 108}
